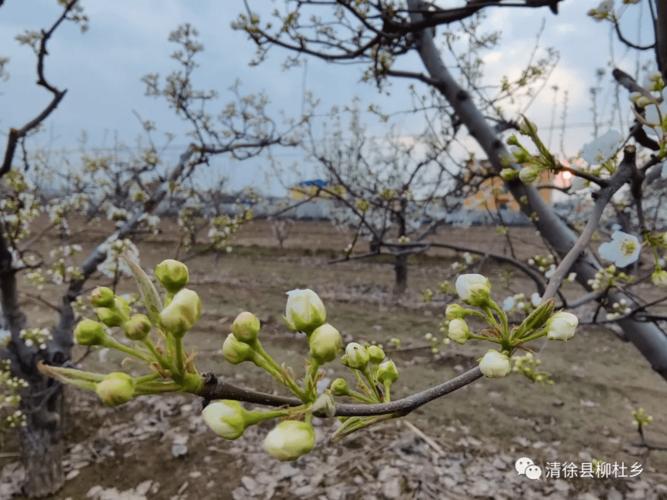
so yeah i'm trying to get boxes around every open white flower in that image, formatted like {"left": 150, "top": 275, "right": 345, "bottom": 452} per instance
{"left": 455, "top": 274, "right": 490, "bottom": 304}
{"left": 581, "top": 130, "right": 623, "bottom": 165}
{"left": 202, "top": 400, "right": 247, "bottom": 440}
{"left": 599, "top": 230, "right": 641, "bottom": 267}
{"left": 479, "top": 350, "right": 511, "bottom": 378}
{"left": 285, "top": 289, "right": 326, "bottom": 333}
{"left": 546, "top": 311, "right": 578, "bottom": 341}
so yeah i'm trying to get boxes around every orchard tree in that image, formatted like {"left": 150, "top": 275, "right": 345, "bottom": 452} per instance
{"left": 229, "top": 0, "right": 667, "bottom": 380}
{"left": 0, "top": 8, "right": 299, "bottom": 497}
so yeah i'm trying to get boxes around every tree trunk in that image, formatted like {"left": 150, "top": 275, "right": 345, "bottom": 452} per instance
{"left": 394, "top": 253, "right": 408, "bottom": 296}
{"left": 20, "top": 380, "right": 65, "bottom": 498}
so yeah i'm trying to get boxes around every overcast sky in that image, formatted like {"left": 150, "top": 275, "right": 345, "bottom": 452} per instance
{"left": 0, "top": 0, "right": 655, "bottom": 194}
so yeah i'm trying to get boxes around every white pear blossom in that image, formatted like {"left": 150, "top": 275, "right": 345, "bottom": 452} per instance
{"left": 598, "top": 230, "right": 641, "bottom": 267}
{"left": 284, "top": 289, "right": 326, "bottom": 333}
{"left": 581, "top": 130, "right": 623, "bottom": 165}
{"left": 479, "top": 350, "right": 511, "bottom": 378}
{"left": 263, "top": 420, "right": 316, "bottom": 461}
{"left": 202, "top": 400, "right": 247, "bottom": 440}
{"left": 546, "top": 312, "right": 578, "bottom": 341}
{"left": 455, "top": 274, "right": 490, "bottom": 302}
{"left": 447, "top": 318, "right": 470, "bottom": 344}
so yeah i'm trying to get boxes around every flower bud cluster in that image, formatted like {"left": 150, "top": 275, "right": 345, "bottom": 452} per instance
{"left": 444, "top": 274, "right": 578, "bottom": 379}
{"left": 67, "top": 258, "right": 204, "bottom": 407}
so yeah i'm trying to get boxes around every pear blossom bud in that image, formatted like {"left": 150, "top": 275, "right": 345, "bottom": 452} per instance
{"left": 159, "top": 288, "right": 201, "bottom": 337}
{"left": 330, "top": 378, "right": 350, "bottom": 396}
{"left": 500, "top": 168, "right": 519, "bottom": 181}
{"left": 445, "top": 304, "right": 469, "bottom": 320}
{"left": 284, "top": 289, "right": 326, "bottom": 334}
{"left": 519, "top": 165, "right": 541, "bottom": 184}
{"left": 263, "top": 420, "right": 316, "bottom": 461}
{"left": 366, "top": 345, "right": 385, "bottom": 363}
{"left": 74, "top": 319, "right": 107, "bottom": 346}
{"left": 651, "top": 269, "right": 667, "bottom": 287}
{"left": 202, "top": 400, "right": 248, "bottom": 440}
{"left": 95, "top": 372, "right": 135, "bottom": 406}
{"left": 546, "top": 311, "right": 578, "bottom": 341}
{"left": 123, "top": 313, "right": 152, "bottom": 341}
{"left": 231, "top": 311, "right": 261, "bottom": 343}
{"left": 377, "top": 359, "right": 399, "bottom": 384}
{"left": 308, "top": 323, "right": 342, "bottom": 364}
{"left": 479, "top": 350, "right": 511, "bottom": 378}
{"left": 519, "top": 118, "right": 538, "bottom": 136}
{"left": 90, "top": 286, "right": 115, "bottom": 307}
{"left": 448, "top": 318, "right": 470, "bottom": 344}
{"left": 154, "top": 259, "right": 189, "bottom": 293}
{"left": 455, "top": 274, "right": 491, "bottom": 306}
{"left": 95, "top": 307, "right": 125, "bottom": 328}
{"left": 342, "top": 342, "right": 369, "bottom": 370}
{"left": 506, "top": 134, "right": 520, "bottom": 147}
{"left": 222, "top": 333, "right": 254, "bottom": 364}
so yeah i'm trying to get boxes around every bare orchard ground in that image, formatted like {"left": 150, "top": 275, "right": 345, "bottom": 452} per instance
{"left": 2, "top": 218, "right": 667, "bottom": 499}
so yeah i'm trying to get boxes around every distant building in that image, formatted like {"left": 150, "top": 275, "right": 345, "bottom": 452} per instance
{"left": 288, "top": 179, "right": 344, "bottom": 200}
{"left": 462, "top": 162, "right": 553, "bottom": 213}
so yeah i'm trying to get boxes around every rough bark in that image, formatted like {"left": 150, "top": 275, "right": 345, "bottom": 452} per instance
{"left": 407, "top": 0, "right": 667, "bottom": 379}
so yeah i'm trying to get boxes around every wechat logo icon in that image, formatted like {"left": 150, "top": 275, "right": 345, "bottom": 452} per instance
{"left": 515, "top": 457, "right": 542, "bottom": 480}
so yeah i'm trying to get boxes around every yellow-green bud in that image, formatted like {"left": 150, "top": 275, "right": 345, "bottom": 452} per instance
{"left": 366, "top": 345, "right": 385, "bottom": 363}
{"left": 519, "top": 165, "right": 541, "bottom": 184}
{"left": 74, "top": 319, "right": 107, "bottom": 346}
{"left": 222, "top": 333, "right": 254, "bottom": 364}
{"left": 342, "top": 342, "right": 369, "bottom": 370}
{"left": 154, "top": 259, "right": 189, "bottom": 293}
{"left": 284, "top": 289, "right": 326, "bottom": 334}
{"left": 377, "top": 359, "right": 399, "bottom": 384}
{"left": 651, "top": 269, "right": 667, "bottom": 287}
{"left": 263, "top": 420, "right": 316, "bottom": 461}
{"left": 123, "top": 313, "right": 152, "bottom": 341}
{"left": 95, "top": 307, "right": 125, "bottom": 327}
{"left": 202, "top": 400, "right": 248, "bottom": 440}
{"left": 231, "top": 311, "right": 261, "bottom": 343}
{"left": 445, "top": 303, "right": 469, "bottom": 320}
{"left": 330, "top": 378, "right": 350, "bottom": 396}
{"left": 506, "top": 134, "right": 520, "bottom": 147}
{"left": 159, "top": 288, "right": 201, "bottom": 337}
{"left": 90, "top": 286, "right": 115, "bottom": 307}
{"left": 519, "top": 117, "right": 538, "bottom": 136}
{"left": 308, "top": 323, "right": 342, "bottom": 364}
{"left": 500, "top": 168, "right": 519, "bottom": 181}
{"left": 95, "top": 372, "right": 135, "bottom": 406}
{"left": 448, "top": 318, "right": 470, "bottom": 344}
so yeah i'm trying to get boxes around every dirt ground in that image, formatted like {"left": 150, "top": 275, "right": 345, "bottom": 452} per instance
{"left": 2, "top": 218, "right": 667, "bottom": 499}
